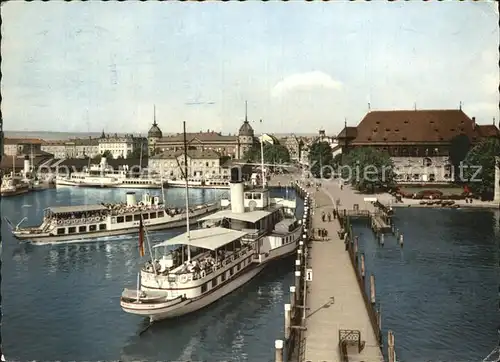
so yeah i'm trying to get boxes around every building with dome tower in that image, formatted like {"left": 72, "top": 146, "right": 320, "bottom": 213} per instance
{"left": 148, "top": 106, "right": 163, "bottom": 156}
{"left": 148, "top": 103, "right": 257, "bottom": 160}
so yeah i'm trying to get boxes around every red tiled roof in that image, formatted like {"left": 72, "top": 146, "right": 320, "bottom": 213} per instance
{"left": 337, "top": 127, "right": 357, "bottom": 139}
{"left": 476, "top": 124, "right": 500, "bottom": 138}
{"left": 4, "top": 138, "right": 45, "bottom": 145}
{"left": 350, "top": 109, "right": 481, "bottom": 145}
{"left": 159, "top": 132, "right": 238, "bottom": 143}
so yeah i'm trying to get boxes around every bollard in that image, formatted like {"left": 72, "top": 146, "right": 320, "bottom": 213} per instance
{"left": 290, "top": 286, "right": 296, "bottom": 310}
{"left": 354, "top": 236, "right": 358, "bottom": 254}
{"left": 399, "top": 234, "right": 404, "bottom": 247}
{"left": 370, "top": 274, "right": 376, "bottom": 304}
{"left": 377, "top": 304, "right": 382, "bottom": 331}
{"left": 295, "top": 259, "right": 301, "bottom": 271}
{"left": 387, "top": 330, "right": 395, "bottom": 362}
{"left": 284, "top": 304, "right": 291, "bottom": 340}
{"left": 275, "top": 340, "right": 284, "bottom": 362}
{"left": 360, "top": 254, "right": 365, "bottom": 280}
{"left": 380, "top": 233, "right": 384, "bottom": 246}
{"left": 299, "top": 240, "right": 304, "bottom": 247}
{"left": 395, "top": 229, "right": 399, "bottom": 238}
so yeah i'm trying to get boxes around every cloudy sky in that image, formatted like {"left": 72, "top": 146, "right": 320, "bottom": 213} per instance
{"left": 2, "top": 1, "right": 498, "bottom": 135}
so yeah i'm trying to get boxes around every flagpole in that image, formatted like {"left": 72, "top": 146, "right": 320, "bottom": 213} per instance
{"left": 141, "top": 215, "right": 157, "bottom": 274}
{"left": 183, "top": 121, "right": 191, "bottom": 262}
{"left": 260, "top": 119, "right": 265, "bottom": 189}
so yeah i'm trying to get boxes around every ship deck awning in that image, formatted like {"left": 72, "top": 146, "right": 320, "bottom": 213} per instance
{"left": 199, "top": 209, "right": 271, "bottom": 223}
{"left": 47, "top": 204, "right": 108, "bottom": 214}
{"left": 153, "top": 227, "right": 248, "bottom": 250}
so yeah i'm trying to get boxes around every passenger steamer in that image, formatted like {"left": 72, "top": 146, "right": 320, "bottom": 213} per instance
{"left": 166, "top": 177, "right": 231, "bottom": 189}
{"left": 7, "top": 192, "right": 219, "bottom": 244}
{"left": 56, "top": 157, "right": 164, "bottom": 189}
{"left": 120, "top": 169, "right": 302, "bottom": 321}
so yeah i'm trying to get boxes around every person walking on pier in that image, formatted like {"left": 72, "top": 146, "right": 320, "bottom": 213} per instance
{"left": 327, "top": 212, "right": 332, "bottom": 222}
{"left": 321, "top": 211, "right": 326, "bottom": 222}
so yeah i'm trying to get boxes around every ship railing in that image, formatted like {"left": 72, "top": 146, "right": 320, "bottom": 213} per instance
{"left": 171, "top": 245, "right": 253, "bottom": 282}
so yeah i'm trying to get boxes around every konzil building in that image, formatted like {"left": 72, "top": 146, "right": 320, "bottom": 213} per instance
{"left": 337, "top": 109, "right": 500, "bottom": 183}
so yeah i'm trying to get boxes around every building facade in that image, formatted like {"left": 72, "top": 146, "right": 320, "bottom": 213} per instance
{"left": 4, "top": 138, "right": 44, "bottom": 157}
{"left": 148, "top": 149, "right": 224, "bottom": 178}
{"left": 337, "top": 109, "right": 500, "bottom": 183}
{"left": 98, "top": 132, "right": 148, "bottom": 159}
{"left": 147, "top": 119, "right": 257, "bottom": 159}
{"left": 281, "top": 135, "right": 302, "bottom": 162}
{"left": 41, "top": 138, "right": 100, "bottom": 159}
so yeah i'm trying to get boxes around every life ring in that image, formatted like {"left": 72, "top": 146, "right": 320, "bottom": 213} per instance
{"left": 119, "top": 210, "right": 124, "bottom": 214}
{"left": 57, "top": 220, "right": 63, "bottom": 225}
{"left": 94, "top": 217, "right": 99, "bottom": 222}
{"left": 200, "top": 270, "right": 206, "bottom": 278}
{"left": 101, "top": 216, "right": 106, "bottom": 221}
{"left": 179, "top": 274, "right": 189, "bottom": 284}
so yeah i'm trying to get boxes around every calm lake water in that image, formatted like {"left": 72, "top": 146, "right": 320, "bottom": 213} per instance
{"left": 1, "top": 188, "right": 499, "bottom": 361}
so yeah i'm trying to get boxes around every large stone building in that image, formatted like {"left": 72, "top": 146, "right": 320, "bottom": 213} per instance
{"left": 281, "top": 135, "right": 302, "bottom": 162}
{"left": 148, "top": 149, "right": 225, "bottom": 178}
{"left": 337, "top": 109, "right": 500, "bottom": 183}
{"left": 147, "top": 118, "right": 257, "bottom": 159}
{"left": 4, "top": 138, "right": 44, "bottom": 156}
{"left": 41, "top": 138, "right": 100, "bottom": 159}
{"left": 98, "top": 132, "right": 148, "bottom": 159}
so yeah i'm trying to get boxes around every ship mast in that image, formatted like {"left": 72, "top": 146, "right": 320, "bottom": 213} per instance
{"left": 183, "top": 121, "right": 191, "bottom": 261}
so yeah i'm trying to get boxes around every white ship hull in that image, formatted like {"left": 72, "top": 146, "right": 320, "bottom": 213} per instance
{"left": 122, "top": 264, "right": 266, "bottom": 321}
{"left": 56, "top": 178, "right": 163, "bottom": 189}
{"left": 12, "top": 203, "right": 219, "bottom": 244}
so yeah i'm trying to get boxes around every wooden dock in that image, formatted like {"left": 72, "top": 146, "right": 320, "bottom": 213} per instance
{"left": 302, "top": 188, "right": 384, "bottom": 362}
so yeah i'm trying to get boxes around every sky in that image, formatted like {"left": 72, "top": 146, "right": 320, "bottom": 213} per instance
{"left": 2, "top": 1, "right": 499, "bottom": 136}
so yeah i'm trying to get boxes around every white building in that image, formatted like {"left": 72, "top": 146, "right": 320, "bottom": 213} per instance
{"left": 148, "top": 149, "right": 224, "bottom": 178}
{"left": 41, "top": 138, "right": 100, "bottom": 159}
{"left": 98, "top": 132, "right": 148, "bottom": 159}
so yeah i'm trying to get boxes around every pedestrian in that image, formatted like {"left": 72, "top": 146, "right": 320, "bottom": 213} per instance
{"left": 324, "top": 229, "right": 328, "bottom": 239}
{"left": 322, "top": 212, "right": 326, "bottom": 222}
{"left": 327, "top": 212, "right": 332, "bottom": 222}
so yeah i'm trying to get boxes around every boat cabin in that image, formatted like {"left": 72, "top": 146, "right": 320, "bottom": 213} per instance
{"left": 44, "top": 204, "right": 109, "bottom": 235}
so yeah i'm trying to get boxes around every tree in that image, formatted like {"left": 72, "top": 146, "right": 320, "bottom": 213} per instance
{"left": 101, "top": 150, "right": 113, "bottom": 159}
{"left": 462, "top": 138, "right": 500, "bottom": 200}
{"left": 449, "top": 134, "right": 471, "bottom": 182}
{"left": 341, "top": 147, "right": 395, "bottom": 192}
{"left": 127, "top": 148, "right": 144, "bottom": 159}
{"left": 245, "top": 143, "right": 291, "bottom": 165}
{"left": 308, "top": 141, "right": 334, "bottom": 178}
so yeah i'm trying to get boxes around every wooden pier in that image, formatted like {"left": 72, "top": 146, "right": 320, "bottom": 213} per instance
{"left": 272, "top": 178, "right": 398, "bottom": 362}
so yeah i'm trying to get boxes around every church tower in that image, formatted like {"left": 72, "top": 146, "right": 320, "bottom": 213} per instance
{"left": 238, "top": 101, "right": 255, "bottom": 159}
{"left": 147, "top": 105, "right": 163, "bottom": 156}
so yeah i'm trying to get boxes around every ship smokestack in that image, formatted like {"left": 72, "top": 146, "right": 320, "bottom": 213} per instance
{"left": 126, "top": 192, "right": 137, "bottom": 206}
{"left": 23, "top": 155, "right": 30, "bottom": 175}
{"left": 100, "top": 157, "right": 107, "bottom": 166}
{"left": 230, "top": 167, "right": 244, "bottom": 214}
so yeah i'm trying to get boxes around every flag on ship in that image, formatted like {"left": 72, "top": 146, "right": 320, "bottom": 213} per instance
{"left": 138, "top": 218, "right": 145, "bottom": 257}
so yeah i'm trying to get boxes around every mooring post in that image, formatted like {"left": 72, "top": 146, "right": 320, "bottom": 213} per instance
{"left": 360, "top": 253, "right": 365, "bottom": 281}
{"left": 284, "top": 304, "right": 291, "bottom": 340}
{"left": 388, "top": 330, "right": 395, "bottom": 362}
{"left": 399, "top": 234, "right": 404, "bottom": 247}
{"left": 289, "top": 286, "right": 296, "bottom": 311}
{"left": 295, "top": 258, "right": 301, "bottom": 271}
{"left": 380, "top": 233, "right": 384, "bottom": 246}
{"left": 275, "top": 340, "right": 284, "bottom": 362}
{"left": 370, "top": 274, "right": 376, "bottom": 305}
{"left": 295, "top": 270, "right": 301, "bottom": 291}
{"left": 377, "top": 304, "right": 382, "bottom": 332}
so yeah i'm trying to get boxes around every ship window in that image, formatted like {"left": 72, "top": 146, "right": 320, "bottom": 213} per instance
{"left": 150, "top": 212, "right": 157, "bottom": 219}
{"left": 79, "top": 226, "right": 86, "bottom": 232}
{"left": 89, "top": 225, "right": 97, "bottom": 232}
{"left": 236, "top": 264, "right": 240, "bottom": 271}
{"left": 229, "top": 268, "right": 233, "bottom": 276}
{"left": 111, "top": 217, "right": 116, "bottom": 224}
{"left": 244, "top": 193, "right": 252, "bottom": 199}
{"left": 99, "top": 224, "right": 106, "bottom": 231}
{"left": 134, "top": 214, "right": 141, "bottom": 221}
{"left": 158, "top": 211, "right": 164, "bottom": 218}
{"left": 68, "top": 227, "right": 76, "bottom": 234}
{"left": 117, "top": 216, "right": 124, "bottom": 223}
{"left": 143, "top": 213, "right": 149, "bottom": 220}
{"left": 221, "top": 273, "right": 226, "bottom": 282}
{"left": 125, "top": 215, "right": 133, "bottom": 222}
{"left": 253, "top": 193, "right": 262, "bottom": 200}
{"left": 212, "top": 277, "right": 218, "bottom": 287}
{"left": 57, "top": 228, "right": 65, "bottom": 235}
{"left": 201, "top": 283, "right": 207, "bottom": 293}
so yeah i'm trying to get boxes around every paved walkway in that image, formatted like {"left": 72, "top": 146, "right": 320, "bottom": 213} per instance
{"left": 304, "top": 187, "right": 384, "bottom": 362}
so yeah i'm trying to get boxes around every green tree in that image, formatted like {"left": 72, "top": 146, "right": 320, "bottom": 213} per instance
{"left": 127, "top": 148, "right": 145, "bottom": 159}
{"left": 308, "top": 141, "right": 334, "bottom": 178}
{"left": 449, "top": 134, "right": 471, "bottom": 182}
{"left": 101, "top": 149, "right": 113, "bottom": 159}
{"left": 462, "top": 138, "right": 500, "bottom": 199}
{"left": 245, "top": 143, "right": 291, "bottom": 165}
{"left": 341, "top": 147, "right": 395, "bottom": 192}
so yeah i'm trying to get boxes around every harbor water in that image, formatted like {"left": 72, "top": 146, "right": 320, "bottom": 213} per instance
{"left": 1, "top": 188, "right": 499, "bottom": 361}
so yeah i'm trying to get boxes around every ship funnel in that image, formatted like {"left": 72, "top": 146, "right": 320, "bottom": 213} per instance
{"left": 100, "top": 157, "right": 107, "bottom": 166}
{"left": 230, "top": 167, "right": 244, "bottom": 213}
{"left": 23, "top": 155, "right": 30, "bottom": 175}
{"left": 126, "top": 192, "right": 137, "bottom": 206}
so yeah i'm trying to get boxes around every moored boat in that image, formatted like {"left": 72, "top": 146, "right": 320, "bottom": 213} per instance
{"left": 6, "top": 191, "right": 219, "bottom": 244}
{"left": 1, "top": 176, "right": 30, "bottom": 197}
{"left": 120, "top": 166, "right": 302, "bottom": 322}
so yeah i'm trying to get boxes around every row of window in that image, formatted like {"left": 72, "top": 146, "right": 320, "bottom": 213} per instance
{"left": 200, "top": 256, "right": 253, "bottom": 294}
{"left": 57, "top": 223, "right": 107, "bottom": 235}
{"left": 113, "top": 211, "right": 165, "bottom": 224}
{"left": 244, "top": 192, "right": 262, "bottom": 200}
